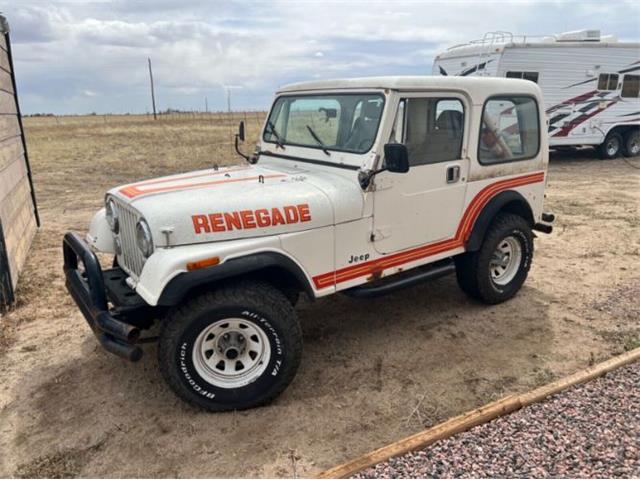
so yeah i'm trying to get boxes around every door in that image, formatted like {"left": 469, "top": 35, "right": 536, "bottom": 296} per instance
{"left": 373, "top": 94, "right": 469, "bottom": 254}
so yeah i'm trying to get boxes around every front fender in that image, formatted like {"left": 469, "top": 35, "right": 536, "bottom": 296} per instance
{"left": 133, "top": 236, "right": 315, "bottom": 306}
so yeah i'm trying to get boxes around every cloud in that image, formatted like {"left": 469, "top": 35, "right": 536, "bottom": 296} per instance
{"left": 2, "top": 0, "right": 640, "bottom": 114}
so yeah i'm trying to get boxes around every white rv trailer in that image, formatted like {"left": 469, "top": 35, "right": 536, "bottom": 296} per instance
{"left": 432, "top": 30, "right": 640, "bottom": 158}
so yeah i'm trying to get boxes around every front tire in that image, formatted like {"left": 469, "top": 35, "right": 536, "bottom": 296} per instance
{"left": 455, "top": 213, "right": 533, "bottom": 304}
{"left": 598, "top": 131, "right": 623, "bottom": 159}
{"left": 158, "top": 280, "right": 302, "bottom": 411}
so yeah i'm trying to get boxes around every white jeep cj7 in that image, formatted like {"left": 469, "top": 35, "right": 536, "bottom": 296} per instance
{"left": 64, "top": 76, "right": 554, "bottom": 411}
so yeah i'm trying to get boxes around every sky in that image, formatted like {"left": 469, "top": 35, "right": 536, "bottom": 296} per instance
{"left": 2, "top": 0, "right": 639, "bottom": 115}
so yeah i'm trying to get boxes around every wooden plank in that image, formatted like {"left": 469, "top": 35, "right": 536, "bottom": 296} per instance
{"left": 1, "top": 184, "right": 30, "bottom": 227}
{"left": 1, "top": 177, "right": 35, "bottom": 254}
{"left": 0, "top": 113, "right": 19, "bottom": 138}
{"left": 0, "top": 69, "right": 13, "bottom": 93}
{"left": 0, "top": 175, "right": 31, "bottom": 229}
{"left": 0, "top": 134, "right": 23, "bottom": 171}
{"left": 0, "top": 89, "right": 16, "bottom": 114}
{"left": 0, "top": 154, "right": 27, "bottom": 203}
{"left": 0, "top": 47, "right": 9, "bottom": 73}
{"left": 318, "top": 347, "right": 640, "bottom": 479}
{"left": 0, "top": 217, "right": 14, "bottom": 305}
{"left": 4, "top": 201, "right": 36, "bottom": 289}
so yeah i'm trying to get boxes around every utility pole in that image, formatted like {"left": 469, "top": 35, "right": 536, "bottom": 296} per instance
{"left": 148, "top": 57, "right": 157, "bottom": 120}
{"left": 205, "top": 96, "right": 208, "bottom": 113}
{"left": 226, "top": 88, "right": 231, "bottom": 113}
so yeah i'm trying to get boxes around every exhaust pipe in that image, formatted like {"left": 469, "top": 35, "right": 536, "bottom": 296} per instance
{"left": 533, "top": 223, "right": 553, "bottom": 234}
{"left": 95, "top": 311, "right": 140, "bottom": 342}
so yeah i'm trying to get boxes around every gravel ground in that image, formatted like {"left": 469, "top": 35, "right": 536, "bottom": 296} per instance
{"left": 355, "top": 362, "right": 640, "bottom": 478}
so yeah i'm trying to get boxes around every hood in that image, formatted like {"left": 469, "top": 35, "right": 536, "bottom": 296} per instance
{"left": 108, "top": 163, "right": 363, "bottom": 246}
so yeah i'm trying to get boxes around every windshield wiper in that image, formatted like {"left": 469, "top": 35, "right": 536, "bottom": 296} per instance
{"left": 266, "top": 121, "right": 285, "bottom": 149}
{"left": 306, "top": 125, "right": 330, "bottom": 155}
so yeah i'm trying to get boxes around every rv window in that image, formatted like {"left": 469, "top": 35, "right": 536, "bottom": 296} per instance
{"left": 479, "top": 96, "right": 539, "bottom": 164}
{"left": 506, "top": 71, "right": 539, "bottom": 83}
{"left": 621, "top": 75, "right": 640, "bottom": 98}
{"left": 597, "top": 73, "right": 619, "bottom": 91}
{"left": 401, "top": 97, "right": 464, "bottom": 166}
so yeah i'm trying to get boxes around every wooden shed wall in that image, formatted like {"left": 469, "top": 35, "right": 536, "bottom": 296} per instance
{"left": 0, "top": 19, "right": 38, "bottom": 306}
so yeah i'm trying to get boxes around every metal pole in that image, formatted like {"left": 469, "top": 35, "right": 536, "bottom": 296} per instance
{"left": 226, "top": 88, "right": 231, "bottom": 113}
{"left": 148, "top": 57, "right": 157, "bottom": 120}
{"left": 205, "top": 96, "right": 208, "bottom": 113}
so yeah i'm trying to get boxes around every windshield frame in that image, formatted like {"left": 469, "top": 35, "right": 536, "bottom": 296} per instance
{"left": 262, "top": 91, "right": 386, "bottom": 156}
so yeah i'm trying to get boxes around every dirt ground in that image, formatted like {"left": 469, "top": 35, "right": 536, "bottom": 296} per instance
{"left": 0, "top": 115, "right": 639, "bottom": 478}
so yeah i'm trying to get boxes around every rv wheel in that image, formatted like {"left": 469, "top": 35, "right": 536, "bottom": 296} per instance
{"left": 598, "top": 132, "right": 623, "bottom": 159}
{"left": 623, "top": 130, "right": 640, "bottom": 157}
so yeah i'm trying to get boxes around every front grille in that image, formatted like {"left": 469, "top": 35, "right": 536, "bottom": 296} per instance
{"left": 113, "top": 199, "right": 146, "bottom": 279}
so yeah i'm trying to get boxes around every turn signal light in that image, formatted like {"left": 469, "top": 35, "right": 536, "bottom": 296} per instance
{"left": 187, "top": 256, "right": 220, "bottom": 271}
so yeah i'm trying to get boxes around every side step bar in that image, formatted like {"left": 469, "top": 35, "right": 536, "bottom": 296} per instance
{"left": 344, "top": 260, "right": 456, "bottom": 299}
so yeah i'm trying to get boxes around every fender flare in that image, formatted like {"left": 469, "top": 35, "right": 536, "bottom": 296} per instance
{"left": 156, "top": 251, "right": 315, "bottom": 306}
{"left": 465, "top": 190, "right": 534, "bottom": 252}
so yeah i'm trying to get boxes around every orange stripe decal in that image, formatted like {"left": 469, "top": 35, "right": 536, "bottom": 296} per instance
{"left": 126, "top": 165, "right": 251, "bottom": 188}
{"left": 312, "top": 172, "right": 545, "bottom": 289}
{"left": 119, "top": 173, "right": 287, "bottom": 198}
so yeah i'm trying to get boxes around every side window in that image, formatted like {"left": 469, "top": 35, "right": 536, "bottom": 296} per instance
{"left": 597, "top": 73, "right": 619, "bottom": 91}
{"left": 479, "top": 96, "right": 539, "bottom": 164}
{"left": 621, "top": 74, "right": 640, "bottom": 98}
{"left": 506, "top": 71, "right": 539, "bottom": 83}
{"left": 402, "top": 97, "right": 464, "bottom": 166}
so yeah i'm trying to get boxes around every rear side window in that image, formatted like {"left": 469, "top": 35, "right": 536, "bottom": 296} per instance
{"left": 399, "top": 97, "right": 465, "bottom": 166}
{"left": 506, "top": 71, "right": 539, "bottom": 83}
{"left": 479, "top": 96, "right": 539, "bottom": 164}
{"left": 621, "top": 75, "right": 640, "bottom": 98}
{"left": 597, "top": 73, "right": 619, "bottom": 91}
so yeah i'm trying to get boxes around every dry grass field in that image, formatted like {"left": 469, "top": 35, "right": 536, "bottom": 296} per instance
{"left": 0, "top": 114, "right": 639, "bottom": 477}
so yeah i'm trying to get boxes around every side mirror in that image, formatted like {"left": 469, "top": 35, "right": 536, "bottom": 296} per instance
{"left": 358, "top": 143, "right": 410, "bottom": 190}
{"left": 234, "top": 121, "right": 249, "bottom": 162}
{"left": 384, "top": 143, "right": 410, "bottom": 173}
{"left": 238, "top": 121, "right": 245, "bottom": 142}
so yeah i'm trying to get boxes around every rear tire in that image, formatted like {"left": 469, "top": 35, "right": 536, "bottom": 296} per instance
{"left": 158, "top": 280, "right": 302, "bottom": 411}
{"left": 623, "top": 129, "right": 640, "bottom": 157}
{"left": 455, "top": 213, "right": 533, "bottom": 304}
{"left": 598, "top": 131, "right": 623, "bottom": 159}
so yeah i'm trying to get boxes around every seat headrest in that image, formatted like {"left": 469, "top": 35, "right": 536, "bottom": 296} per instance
{"left": 436, "top": 110, "right": 463, "bottom": 131}
{"left": 363, "top": 100, "right": 383, "bottom": 120}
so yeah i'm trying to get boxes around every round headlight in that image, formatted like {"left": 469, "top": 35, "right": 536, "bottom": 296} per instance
{"left": 105, "top": 199, "right": 119, "bottom": 234}
{"left": 136, "top": 219, "right": 154, "bottom": 258}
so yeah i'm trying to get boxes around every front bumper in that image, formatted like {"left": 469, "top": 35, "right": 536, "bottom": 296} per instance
{"left": 63, "top": 231, "right": 143, "bottom": 361}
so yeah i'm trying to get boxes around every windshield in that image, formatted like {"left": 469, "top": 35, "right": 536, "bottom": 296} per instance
{"left": 263, "top": 93, "right": 385, "bottom": 154}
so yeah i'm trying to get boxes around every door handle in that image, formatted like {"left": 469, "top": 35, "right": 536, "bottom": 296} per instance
{"left": 446, "top": 165, "right": 461, "bottom": 183}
